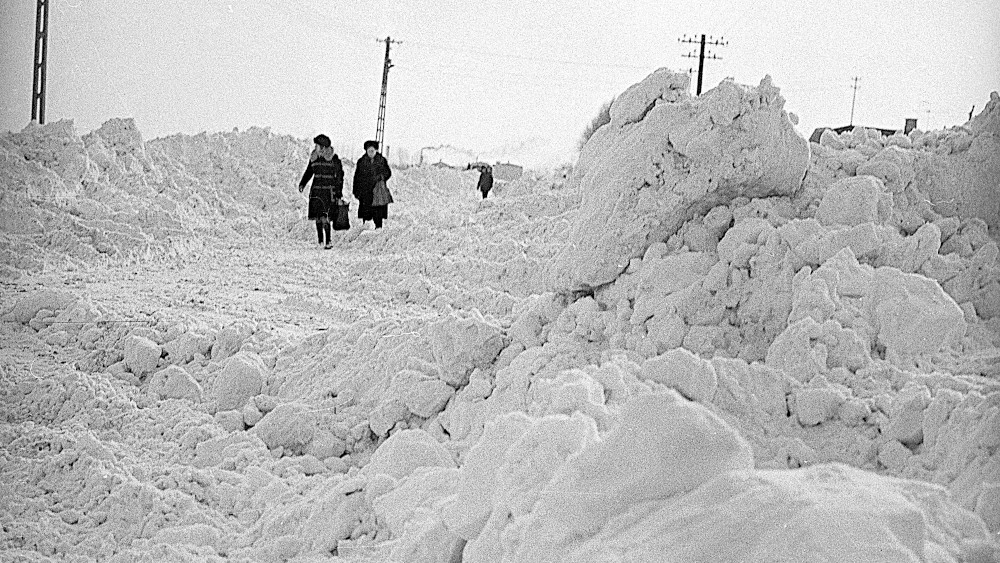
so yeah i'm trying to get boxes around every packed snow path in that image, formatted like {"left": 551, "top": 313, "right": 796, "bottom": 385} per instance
{"left": 1, "top": 148, "right": 583, "bottom": 561}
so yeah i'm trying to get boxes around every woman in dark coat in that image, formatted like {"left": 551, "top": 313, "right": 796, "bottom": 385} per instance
{"left": 352, "top": 140, "right": 392, "bottom": 229}
{"left": 299, "top": 134, "right": 344, "bottom": 248}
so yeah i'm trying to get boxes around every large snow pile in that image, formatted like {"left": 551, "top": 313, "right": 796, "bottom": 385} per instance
{"left": 0, "top": 119, "right": 310, "bottom": 276}
{"left": 2, "top": 69, "right": 999, "bottom": 562}
{"left": 550, "top": 71, "right": 810, "bottom": 290}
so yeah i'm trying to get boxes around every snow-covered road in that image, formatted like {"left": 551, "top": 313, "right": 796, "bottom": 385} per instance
{"left": 2, "top": 73, "right": 999, "bottom": 562}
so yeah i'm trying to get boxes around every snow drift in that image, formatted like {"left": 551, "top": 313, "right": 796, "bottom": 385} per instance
{"left": 549, "top": 71, "right": 810, "bottom": 290}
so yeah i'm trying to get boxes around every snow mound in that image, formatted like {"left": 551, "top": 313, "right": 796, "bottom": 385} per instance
{"left": 123, "top": 334, "right": 161, "bottom": 376}
{"left": 428, "top": 390, "right": 993, "bottom": 562}
{"left": 554, "top": 463, "right": 997, "bottom": 562}
{"left": 808, "top": 92, "right": 1000, "bottom": 235}
{"left": 767, "top": 246, "right": 967, "bottom": 372}
{"left": 913, "top": 92, "right": 1000, "bottom": 233}
{"left": 213, "top": 351, "right": 266, "bottom": 411}
{"left": 549, "top": 70, "right": 810, "bottom": 290}
{"left": 1, "top": 288, "right": 78, "bottom": 324}
{"left": 0, "top": 119, "right": 309, "bottom": 275}
{"left": 528, "top": 392, "right": 753, "bottom": 537}
{"left": 362, "top": 428, "right": 456, "bottom": 480}
{"left": 147, "top": 365, "right": 203, "bottom": 401}
{"left": 428, "top": 309, "right": 506, "bottom": 386}
{"left": 815, "top": 175, "right": 893, "bottom": 226}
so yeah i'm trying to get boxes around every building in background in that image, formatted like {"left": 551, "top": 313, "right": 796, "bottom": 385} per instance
{"left": 809, "top": 119, "right": 919, "bottom": 143}
{"left": 492, "top": 162, "right": 523, "bottom": 182}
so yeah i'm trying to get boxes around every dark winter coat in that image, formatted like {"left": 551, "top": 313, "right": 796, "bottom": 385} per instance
{"left": 477, "top": 167, "right": 494, "bottom": 194}
{"left": 353, "top": 153, "right": 392, "bottom": 221}
{"left": 300, "top": 150, "right": 344, "bottom": 220}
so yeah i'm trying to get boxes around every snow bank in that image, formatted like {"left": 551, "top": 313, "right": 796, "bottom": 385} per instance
{"left": 0, "top": 119, "right": 308, "bottom": 276}
{"left": 549, "top": 70, "right": 810, "bottom": 290}
{"left": 558, "top": 463, "right": 995, "bottom": 562}
{"left": 912, "top": 92, "right": 1000, "bottom": 234}
{"left": 431, "top": 389, "right": 992, "bottom": 562}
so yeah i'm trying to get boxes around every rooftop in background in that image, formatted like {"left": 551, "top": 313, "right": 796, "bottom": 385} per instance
{"left": 809, "top": 118, "right": 920, "bottom": 143}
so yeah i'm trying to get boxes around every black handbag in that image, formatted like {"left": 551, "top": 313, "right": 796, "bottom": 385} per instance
{"left": 333, "top": 199, "right": 351, "bottom": 230}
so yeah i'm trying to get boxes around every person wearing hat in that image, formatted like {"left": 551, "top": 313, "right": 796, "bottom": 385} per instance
{"left": 298, "top": 134, "right": 344, "bottom": 248}
{"left": 352, "top": 140, "right": 392, "bottom": 229}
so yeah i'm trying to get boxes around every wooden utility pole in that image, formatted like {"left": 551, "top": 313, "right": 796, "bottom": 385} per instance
{"left": 32, "top": 0, "right": 50, "bottom": 124}
{"left": 376, "top": 37, "right": 401, "bottom": 154}
{"left": 849, "top": 77, "right": 860, "bottom": 126}
{"left": 679, "top": 34, "right": 726, "bottom": 95}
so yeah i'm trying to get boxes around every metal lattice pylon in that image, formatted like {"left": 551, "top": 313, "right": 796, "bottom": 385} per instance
{"left": 32, "top": 0, "right": 50, "bottom": 124}
{"left": 375, "top": 37, "right": 400, "bottom": 152}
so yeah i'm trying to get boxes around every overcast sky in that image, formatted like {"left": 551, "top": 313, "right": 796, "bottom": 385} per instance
{"left": 1, "top": 0, "right": 998, "bottom": 167}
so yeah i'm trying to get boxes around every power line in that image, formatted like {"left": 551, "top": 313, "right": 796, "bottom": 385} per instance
{"left": 396, "top": 59, "right": 639, "bottom": 89}
{"left": 405, "top": 38, "right": 651, "bottom": 71}
{"left": 679, "top": 34, "right": 727, "bottom": 95}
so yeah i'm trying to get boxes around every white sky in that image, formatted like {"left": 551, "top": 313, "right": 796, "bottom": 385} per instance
{"left": 1, "top": 0, "right": 998, "bottom": 168}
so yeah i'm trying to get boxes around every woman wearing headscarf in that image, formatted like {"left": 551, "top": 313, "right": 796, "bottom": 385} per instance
{"left": 298, "top": 134, "right": 344, "bottom": 249}
{"left": 352, "top": 140, "right": 392, "bottom": 229}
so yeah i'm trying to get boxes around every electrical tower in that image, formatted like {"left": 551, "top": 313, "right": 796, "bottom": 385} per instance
{"left": 375, "top": 36, "right": 401, "bottom": 154}
{"left": 32, "top": 0, "right": 50, "bottom": 124}
{"left": 679, "top": 34, "right": 726, "bottom": 95}
{"left": 849, "top": 77, "right": 860, "bottom": 126}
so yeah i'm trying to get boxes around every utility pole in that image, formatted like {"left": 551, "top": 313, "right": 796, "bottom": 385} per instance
{"left": 969, "top": 105, "right": 975, "bottom": 121}
{"left": 32, "top": 0, "right": 50, "bottom": 124}
{"left": 849, "top": 77, "right": 860, "bottom": 126}
{"left": 679, "top": 34, "right": 726, "bottom": 95}
{"left": 376, "top": 36, "right": 401, "bottom": 155}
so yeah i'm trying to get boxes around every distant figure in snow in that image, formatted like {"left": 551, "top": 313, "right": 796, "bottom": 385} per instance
{"left": 298, "top": 134, "right": 344, "bottom": 249}
{"left": 476, "top": 164, "right": 494, "bottom": 199}
{"left": 353, "top": 140, "right": 392, "bottom": 229}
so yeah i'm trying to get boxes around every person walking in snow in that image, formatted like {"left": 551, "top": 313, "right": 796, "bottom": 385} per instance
{"left": 298, "top": 134, "right": 344, "bottom": 249}
{"left": 352, "top": 140, "right": 392, "bottom": 229}
{"left": 476, "top": 163, "right": 494, "bottom": 199}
